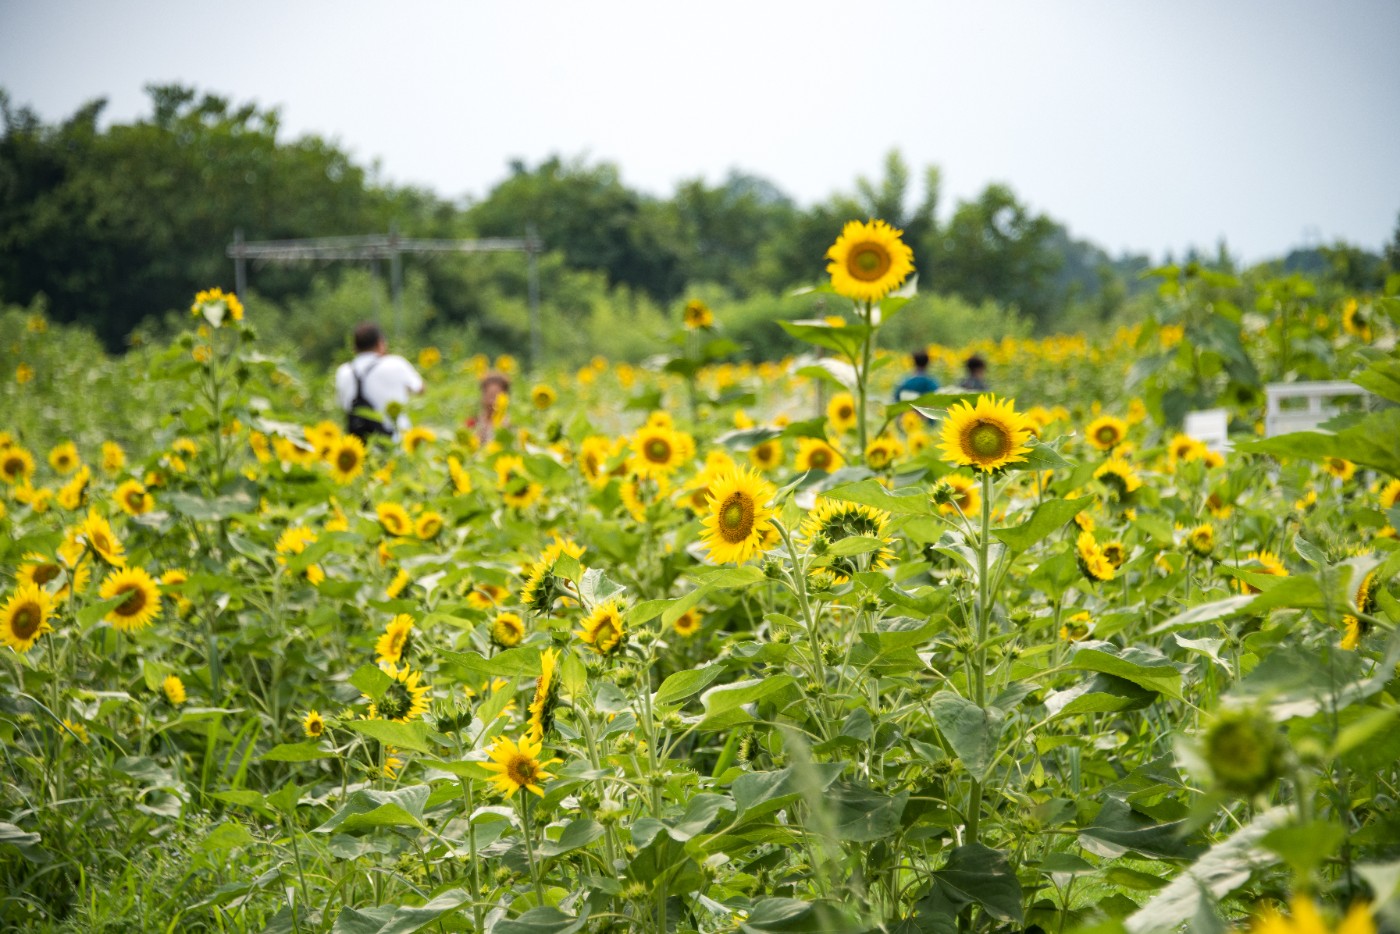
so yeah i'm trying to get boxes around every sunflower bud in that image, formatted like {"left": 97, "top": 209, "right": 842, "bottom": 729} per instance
{"left": 1202, "top": 709, "right": 1287, "bottom": 797}
{"left": 661, "top": 711, "right": 685, "bottom": 732}
{"left": 809, "top": 533, "right": 831, "bottom": 556}
{"left": 762, "top": 559, "right": 783, "bottom": 580}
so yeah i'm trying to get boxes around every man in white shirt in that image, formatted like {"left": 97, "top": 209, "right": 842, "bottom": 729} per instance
{"left": 335, "top": 323, "right": 425, "bottom": 440}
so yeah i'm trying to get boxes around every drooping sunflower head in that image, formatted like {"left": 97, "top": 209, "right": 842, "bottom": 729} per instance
{"left": 939, "top": 396, "right": 1034, "bottom": 473}
{"left": 1341, "top": 570, "right": 1381, "bottom": 651}
{"left": 825, "top": 219, "right": 915, "bottom": 303}
{"left": 415, "top": 511, "right": 444, "bottom": 540}
{"left": 794, "top": 437, "right": 845, "bottom": 474}
{"left": 99, "top": 566, "right": 162, "bottom": 632}
{"left": 80, "top": 509, "right": 126, "bottom": 567}
{"left": 491, "top": 611, "right": 526, "bottom": 648}
{"left": 527, "top": 648, "right": 560, "bottom": 739}
{"left": 826, "top": 393, "right": 858, "bottom": 434}
{"left": 1059, "top": 610, "right": 1093, "bottom": 642}
{"left": 683, "top": 299, "right": 715, "bottom": 330}
{"left": 368, "top": 662, "right": 430, "bottom": 723}
{"left": 700, "top": 466, "right": 777, "bottom": 565}
{"left": 1187, "top": 523, "right": 1215, "bottom": 558}
{"left": 1085, "top": 416, "right": 1128, "bottom": 453}
{"left": 577, "top": 600, "right": 627, "bottom": 656}
{"left": 1236, "top": 550, "right": 1288, "bottom": 594}
{"left": 328, "top": 434, "right": 367, "bottom": 484}
{"left": 57, "top": 466, "right": 92, "bottom": 511}
{"left": 1075, "top": 532, "right": 1115, "bottom": 583}
{"left": 375, "top": 614, "right": 415, "bottom": 665}
{"left": 803, "top": 498, "right": 894, "bottom": 581}
{"left": 1, "top": 583, "right": 54, "bottom": 653}
{"left": 1201, "top": 708, "right": 1285, "bottom": 798}
{"left": 1094, "top": 457, "right": 1143, "bottom": 500}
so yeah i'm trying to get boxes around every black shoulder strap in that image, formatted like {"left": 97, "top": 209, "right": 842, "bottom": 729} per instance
{"left": 353, "top": 356, "right": 384, "bottom": 399}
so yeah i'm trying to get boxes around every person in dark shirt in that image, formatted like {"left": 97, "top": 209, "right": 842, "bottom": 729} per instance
{"left": 959, "top": 354, "right": 989, "bottom": 392}
{"left": 894, "top": 349, "right": 940, "bottom": 404}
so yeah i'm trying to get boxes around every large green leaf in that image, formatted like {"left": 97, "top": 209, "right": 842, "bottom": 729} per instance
{"left": 824, "top": 478, "right": 933, "bottom": 516}
{"left": 928, "top": 692, "right": 1005, "bottom": 779}
{"left": 654, "top": 665, "right": 726, "bottom": 708}
{"left": 928, "top": 843, "right": 1024, "bottom": 924}
{"left": 1079, "top": 797, "right": 1204, "bottom": 861}
{"left": 315, "top": 785, "right": 429, "bottom": 835}
{"left": 344, "top": 719, "right": 434, "bottom": 754}
{"left": 992, "top": 496, "right": 1093, "bottom": 553}
{"left": 330, "top": 890, "right": 470, "bottom": 934}
{"left": 1045, "top": 673, "right": 1156, "bottom": 718}
{"left": 698, "top": 676, "right": 797, "bottom": 731}
{"left": 1068, "top": 642, "right": 1183, "bottom": 699}
{"left": 1235, "top": 408, "right": 1400, "bottom": 479}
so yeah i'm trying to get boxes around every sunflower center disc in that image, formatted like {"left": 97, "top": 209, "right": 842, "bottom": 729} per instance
{"left": 1097, "top": 428, "right": 1117, "bottom": 444}
{"left": 849, "top": 244, "right": 892, "bottom": 281}
{"left": 596, "top": 621, "right": 620, "bottom": 652}
{"left": 969, "top": 423, "right": 1008, "bottom": 459}
{"left": 13, "top": 605, "right": 39, "bottom": 639}
{"left": 507, "top": 755, "right": 538, "bottom": 786}
{"left": 338, "top": 451, "right": 356, "bottom": 470}
{"left": 719, "top": 494, "right": 754, "bottom": 543}
{"left": 118, "top": 586, "right": 145, "bottom": 616}
{"left": 646, "top": 440, "right": 670, "bottom": 462}
{"left": 34, "top": 565, "right": 59, "bottom": 585}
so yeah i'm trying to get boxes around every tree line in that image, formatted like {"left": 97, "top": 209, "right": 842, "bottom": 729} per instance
{"left": 2, "top": 84, "right": 1395, "bottom": 364}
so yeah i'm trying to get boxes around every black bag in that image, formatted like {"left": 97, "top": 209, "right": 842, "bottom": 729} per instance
{"left": 345, "top": 358, "right": 392, "bottom": 440}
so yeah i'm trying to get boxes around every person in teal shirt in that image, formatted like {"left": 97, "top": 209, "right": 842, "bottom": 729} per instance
{"left": 894, "top": 349, "right": 940, "bottom": 405}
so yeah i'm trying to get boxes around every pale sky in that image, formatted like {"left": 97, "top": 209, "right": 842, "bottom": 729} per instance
{"left": 2, "top": 0, "right": 1398, "bottom": 263}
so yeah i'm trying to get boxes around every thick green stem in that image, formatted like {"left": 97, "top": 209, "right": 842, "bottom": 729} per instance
{"left": 521, "top": 793, "right": 546, "bottom": 905}
{"left": 967, "top": 471, "right": 994, "bottom": 848}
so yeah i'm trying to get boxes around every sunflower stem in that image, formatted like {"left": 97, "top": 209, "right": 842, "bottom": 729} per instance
{"left": 966, "top": 470, "right": 994, "bottom": 849}
{"left": 521, "top": 792, "right": 546, "bottom": 905}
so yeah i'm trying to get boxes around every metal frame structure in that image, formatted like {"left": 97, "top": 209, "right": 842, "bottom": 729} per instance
{"left": 227, "top": 227, "right": 545, "bottom": 368}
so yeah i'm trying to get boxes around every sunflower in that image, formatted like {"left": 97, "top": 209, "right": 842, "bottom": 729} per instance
{"left": 1, "top": 446, "right": 35, "bottom": 484}
{"left": 672, "top": 608, "right": 703, "bottom": 638}
{"left": 367, "top": 662, "right": 430, "bottom": 723}
{"left": 794, "top": 437, "right": 845, "bottom": 474}
{"left": 99, "top": 566, "right": 162, "bottom": 632}
{"left": 375, "top": 614, "right": 415, "bottom": 665}
{"left": 1342, "top": 298, "right": 1373, "bottom": 342}
{"left": 1076, "top": 532, "right": 1115, "bottom": 583}
{"left": 526, "top": 648, "right": 560, "bottom": 740}
{"left": 826, "top": 393, "right": 858, "bottom": 433}
{"left": 1085, "top": 416, "right": 1127, "bottom": 452}
{"left": 1059, "top": 611, "right": 1093, "bottom": 642}
{"left": 825, "top": 219, "right": 915, "bottom": 303}
{"left": 1168, "top": 433, "right": 1208, "bottom": 467}
{"left": 276, "top": 525, "right": 317, "bottom": 556}
{"left": 802, "top": 498, "right": 894, "bottom": 581}
{"left": 445, "top": 454, "right": 474, "bottom": 495}
{"left": 101, "top": 440, "right": 126, "bottom": 474}
{"left": 530, "top": 384, "right": 557, "bottom": 410}
{"left": 57, "top": 466, "right": 92, "bottom": 511}
{"left": 415, "top": 511, "right": 444, "bottom": 540}
{"left": 62, "top": 718, "right": 90, "bottom": 745}
{"left": 865, "top": 435, "right": 905, "bottom": 470}
{"left": 700, "top": 466, "right": 777, "bottom": 565}
{"left": 1187, "top": 523, "right": 1215, "bottom": 558}
{"left": 629, "top": 424, "right": 691, "bottom": 480}
{"left": 481, "top": 732, "right": 561, "bottom": 798}
{"left": 400, "top": 426, "right": 436, "bottom": 455}
{"left": 376, "top": 502, "right": 413, "bottom": 537}
{"left": 1250, "top": 896, "right": 1374, "bottom": 934}
{"left": 1094, "top": 458, "right": 1142, "bottom": 499}
{"left": 328, "top": 434, "right": 367, "bottom": 484}
{"left": 683, "top": 299, "right": 715, "bottom": 330}
{"left": 160, "top": 569, "right": 193, "bottom": 615}
{"left": 1324, "top": 457, "right": 1356, "bottom": 481}
{"left": 115, "top": 479, "right": 153, "bottom": 516}
{"left": 939, "top": 395, "right": 1034, "bottom": 473}
{"left": 578, "top": 436, "right": 619, "bottom": 487}
{"left": 468, "top": 583, "right": 509, "bottom": 610}
{"left": 1, "top": 583, "right": 54, "bottom": 653}
{"left": 303, "top": 709, "right": 326, "bottom": 738}
{"left": 48, "top": 442, "right": 80, "bottom": 475}
{"left": 577, "top": 599, "right": 628, "bottom": 656}
{"left": 1236, "top": 551, "right": 1288, "bottom": 594}
{"left": 933, "top": 474, "right": 981, "bottom": 518}
{"left": 1101, "top": 541, "right": 1128, "bottom": 569}
{"left": 385, "top": 568, "right": 411, "bottom": 599}
{"left": 491, "top": 611, "right": 526, "bottom": 648}
{"left": 495, "top": 455, "right": 543, "bottom": 509}
{"left": 162, "top": 674, "right": 186, "bottom": 706}
{"left": 79, "top": 509, "right": 126, "bottom": 567}
{"left": 749, "top": 439, "right": 783, "bottom": 472}
{"left": 1341, "top": 571, "right": 1380, "bottom": 651}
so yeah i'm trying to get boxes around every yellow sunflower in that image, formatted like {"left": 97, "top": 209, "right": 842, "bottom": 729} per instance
{"left": 1236, "top": 551, "right": 1289, "bottom": 594}
{"left": 115, "top": 479, "right": 153, "bottom": 516}
{"left": 865, "top": 435, "right": 905, "bottom": 470}
{"left": 1342, "top": 298, "right": 1372, "bottom": 342}
{"left": 367, "top": 662, "right": 430, "bottom": 723}
{"left": 468, "top": 583, "right": 509, "bottom": 610}
{"left": 1076, "top": 532, "right": 1115, "bottom": 583}
{"left": 385, "top": 568, "right": 412, "bottom": 599}
{"left": 376, "top": 502, "right": 413, "bottom": 537}
{"left": 415, "top": 511, "right": 444, "bottom": 540}
{"left": 57, "top": 466, "right": 92, "bottom": 511}
{"left": 672, "top": 608, "right": 703, "bottom": 638}
{"left": 481, "top": 732, "right": 560, "bottom": 799}
{"left": 794, "top": 437, "right": 844, "bottom": 474}
{"left": 826, "top": 393, "right": 859, "bottom": 433}
{"left": 162, "top": 674, "right": 186, "bottom": 706}
{"left": 1059, "top": 610, "right": 1093, "bottom": 642}
{"left": 101, "top": 441, "right": 126, "bottom": 474}
{"left": 401, "top": 426, "right": 436, "bottom": 455}
{"left": 578, "top": 436, "right": 619, "bottom": 487}
{"left": 530, "top": 384, "right": 557, "bottom": 410}
{"left": 79, "top": 509, "right": 126, "bottom": 567}
{"left": 749, "top": 439, "right": 783, "bottom": 472}
{"left": 1187, "top": 523, "right": 1215, "bottom": 558}
{"left": 276, "top": 525, "right": 317, "bottom": 556}
{"left": 1341, "top": 571, "right": 1380, "bottom": 652}
{"left": 328, "top": 434, "right": 367, "bottom": 484}
{"left": 1085, "top": 416, "right": 1128, "bottom": 452}
{"left": 825, "top": 219, "right": 916, "bottom": 303}
{"left": 1168, "top": 433, "right": 1208, "bottom": 467}
{"left": 303, "top": 709, "right": 326, "bottom": 738}
{"left": 683, "top": 299, "right": 715, "bottom": 330}
{"left": 526, "top": 648, "right": 559, "bottom": 740}
{"left": 629, "top": 424, "right": 691, "bottom": 480}
{"left": 939, "top": 395, "right": 1034, "bottom": 473}
{"left": 577, "top": 599, "right": 627, "bottom": 656}
{"left": 375, "top": 614, "right": 415, "bottom": 665}
{"left": 99, "top": 566, "right": 162, "bottom": 632}
{"left": 1250, "top": 896, "right": 1374, "bottom": 934}
{"left": 495, "top": 455, "right": 543, "bottom": 509}
{"left": 700, "top": 466, "right": 777, "bottom": 565}
{"left": 447, "top": 454, "right": 474, "bottom": 494}
{"left": 491, "top": 611, "right": 526, "bottom": 648}
{"left": 48, "top": 442, "right": 80, "bottom": 475}
{"left": 0, "top": 446, "right": 36, "bottom": 484}
{"left": 1324, "top": 457, "right": 1356, "bottom": 481}
{"left": 1, "top": 583, "right": 54, "bottom": 653}
{"left": 1382, "top": 479, "right": 1400, "bottom": 511}
{"left": 160, "top": 569, "right": 193, "bottom": 615}
{"left": 933, "top": 474, "right": 981, "bottom": 518}
{"left": 1094, "top": 457, "right": 1143, "bottom": 499}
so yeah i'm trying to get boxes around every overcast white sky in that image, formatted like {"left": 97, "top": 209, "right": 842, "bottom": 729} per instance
{"left": 2, "top": 0, "right": 1397, "bottom": 263}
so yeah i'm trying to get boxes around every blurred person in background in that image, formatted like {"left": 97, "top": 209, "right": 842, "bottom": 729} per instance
{"left": 959, "top": 355, "right": 989, "bottom": 392}
{"left": 467, "top": 371, "right": 511, "bottom": 446}
{"left": 336, "top": 322, "right": 424, "bottom": 441}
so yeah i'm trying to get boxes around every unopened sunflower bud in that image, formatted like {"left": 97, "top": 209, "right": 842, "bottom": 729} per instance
{"left": 615, "top": 733, "right": 638, "bottom": 754}
{"left": 809, "top": 533, "right": 831, "bottom": 556}
{"left": 1202, "top": 709, "right": 1287, "bottom": 797}
{"left": 661, "top": 711, "right": 685, "bottom": 732}
{"left": 762, "top": 559, "right": 783, "bottom": 580}
{"left": 807, "top": 571, "right": 836, "bottom": 595}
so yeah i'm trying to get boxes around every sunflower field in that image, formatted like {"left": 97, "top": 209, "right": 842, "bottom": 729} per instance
{"left": 3, "top": 222, "right": 1400, "bottom": 934}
